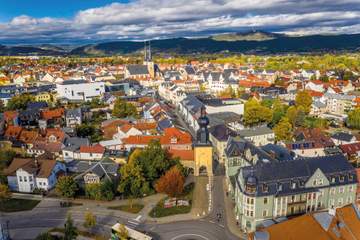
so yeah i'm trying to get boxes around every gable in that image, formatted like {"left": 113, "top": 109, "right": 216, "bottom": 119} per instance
{"left": 306, "top": 168, "right": 329, "bottom": 188}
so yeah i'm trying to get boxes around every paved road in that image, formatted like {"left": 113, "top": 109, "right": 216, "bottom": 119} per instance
{"left": 2, "top": 173, "right": 242, "bottom": 240}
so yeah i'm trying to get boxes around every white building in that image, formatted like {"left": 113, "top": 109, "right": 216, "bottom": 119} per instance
{"left": 56, "top": 80, "right": 105, "bottom": 101}
{"left": 4, "top": 158, "right": 65, "bottom": 193}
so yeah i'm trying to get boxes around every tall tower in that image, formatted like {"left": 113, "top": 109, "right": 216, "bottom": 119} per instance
{"left": 144, "top": 41, "right": 155, "bottom": 79}
{"left": 194, "top": 106, "right": 213, "bottom": 176}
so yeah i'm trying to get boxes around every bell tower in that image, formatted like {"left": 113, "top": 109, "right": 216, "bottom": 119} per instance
{"left": 144, "top": 41, "right": 155, "bottom": 79}
{"left": 194, "top": 106, "right": 213, "bottom": 176}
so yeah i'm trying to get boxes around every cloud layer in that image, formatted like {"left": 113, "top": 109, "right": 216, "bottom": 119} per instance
{"left": 0, "top": 0, "right": 360, "bottom": 43}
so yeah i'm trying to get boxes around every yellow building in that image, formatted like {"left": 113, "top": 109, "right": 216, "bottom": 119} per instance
{"left": 35, "top": 92, "right": 55, "bottom": 103}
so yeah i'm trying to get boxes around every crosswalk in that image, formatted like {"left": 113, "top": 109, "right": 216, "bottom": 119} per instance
{"left": 126, "top": 215, "right": 143, "bottom": 228}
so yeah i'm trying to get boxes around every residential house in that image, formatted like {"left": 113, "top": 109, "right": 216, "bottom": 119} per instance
{"left": 286, "top": 128, "right": 334, "bottom": 157}
{"left": 339, "top": 142, "right": 360, "bottom": 166}
{"left": 237, "top": 126, "right": 275, "bottom": 146}
{"left": 4, "top": 158, "right": 66, "bottom": 193}
{"left": 79, "top": 144, "right": 105, "bottom": 161}
{"left": 209, "top": 124, "right": 237, "bottom": 164}
{"left": 331, "top": 132, "right": 358, "bottom": 146}
{"left": 65, "top": 108, "right": 82, "bottom": 128}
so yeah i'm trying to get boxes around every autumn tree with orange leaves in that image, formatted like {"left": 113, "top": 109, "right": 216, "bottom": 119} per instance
{"left": 155, "top": 166, "right": 185, "bottom": 197}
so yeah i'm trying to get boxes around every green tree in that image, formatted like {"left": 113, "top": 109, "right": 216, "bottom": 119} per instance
{"left": 347, "top": 108, "right": 360, "bottom": 129}
{"left": 271, "top": 98, "right": 287, "bottom": 126}
{"left": 319, "top": 74, "right": 329, "bottom": 82}
{"left": 76, "top": 124, "right": 95, "bottom": 138}
{"left": 295, "top": 91, "right": 312, "bottom": 114}
{"left": 112, "top": 98, "right": 138, "bottom": 118}
{"left": 55, "top": 176, "right": 78, "bottom": 198}
{"left": 83, "top": 211, "right": 96, "bottom": 229}
{"left": 244, "top": 98, "right": 272, "bottom": 126}
{"left": 64, "top": 214, "right": 78, "bottom": 240}
{"left": 6, "top": 93, "right": 35, "bottom": 110}
{"left": 273, "top": 117, "right": 293, "bottom": 141}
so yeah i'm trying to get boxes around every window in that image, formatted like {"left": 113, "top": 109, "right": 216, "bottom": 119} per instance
{"left": 338, "top": 198, "right": 343, "bottom": 206}
{"left": 262, "top": 210, "right": 268, "bottom": 217}
{"left": 24, "top": 176, "right": 27, "bottom": 182}
{"left": 29, "top": 176, "right": 33, "bottom": 182}
{"left": 339, "top": 187, "right": 345, "bottom": 194}
{"left": 19, "top": 176, "right": 23, "bottom": 182}
{"left": 349, "top": 174, "right": 354, "bottom": 181}
{"left": 291, "top": 182, "right": 296, "bottom": 189}
{"left": 330, "top": 188, "right": 336, "bottom": 195}
{"left": 278, "top": 183, "right": 282, "bottom": 191}
{"left": 264, "top": 198, "right": 268, "bottom": 204}
{"left": 331, "top": 177, "right": 336, "bottom": 183}
{"left": 262, "top": 184, "right": 269, "bottom": 193}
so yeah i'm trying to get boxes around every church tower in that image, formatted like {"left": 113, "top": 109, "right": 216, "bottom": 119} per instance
{"left": 194, "top": 106, "right": 213, "bottom": 176}
{"left": 143, "top": 41, "right": 155, "bottom": 79}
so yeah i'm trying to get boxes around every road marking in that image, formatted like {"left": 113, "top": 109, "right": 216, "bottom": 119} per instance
{"left": 209, "top": 220, "right": 215, "bottom": 223}
{"left": 134, "top": 215, "right": 142, "bottom": 222}
{"left": 171, "top": 234, "right": 210, "bottom": 240}
{"left": 219, "top": 224, "right": 225, "bottom": 228}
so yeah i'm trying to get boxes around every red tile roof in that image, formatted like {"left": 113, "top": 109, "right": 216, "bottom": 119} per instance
{"left": 3, "top": 111, "right": 18, "bottom": 122}
{"left": 340, "top": 142, "right": 360, "bottom": 155}
{"left": 168, "top": 149, "right": 194, "bottom": 161}
{"left": 80, "top": 144, "right": 105, "bottom": 154}
{"left": 4, "top": 126, "right": 22, "bottom": 138}
{"left": 41, "top": 108, "right": 64, "bottom": 120}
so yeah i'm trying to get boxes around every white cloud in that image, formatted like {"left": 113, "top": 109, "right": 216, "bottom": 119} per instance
{"left": 0, "top": 0, "right": 359, "bottom": 42}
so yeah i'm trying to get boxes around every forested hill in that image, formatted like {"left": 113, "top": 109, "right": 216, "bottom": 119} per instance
{"left": 2, "top": 33, "right": 360, "bottom": 56}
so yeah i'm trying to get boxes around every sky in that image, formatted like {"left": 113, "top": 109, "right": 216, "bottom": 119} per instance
{"left": 0, "top": 0, "right": 360, "bottom": 44}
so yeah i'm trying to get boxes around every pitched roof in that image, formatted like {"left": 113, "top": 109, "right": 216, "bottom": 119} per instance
{"left": 80, "top": 144, "right": 105, "bottom": 154}
{"left": 168, "top": 149, "right": 194, "bottom": 161}
{"left": 126, "top": 65, "right": 149, "bottom": 75}
{"left": 209, "top": 124, "right": 237, "bottom": 142}
{"left": 4, "top": 158, "right": 58, "bottom": 178}
{"left": 331, "top": 132, "right": 354, "bottom": 142}
{"left": 4, "top": 125, "right": 22, "bottom": 138}
{"left": 339, "top": 142, "right": 360, "bottom": 155}
{"left": 19, "top": 130, "right": 39, "bottom": 144}
{"left": 41, "top": 108, "right": 64, "bottom": 120}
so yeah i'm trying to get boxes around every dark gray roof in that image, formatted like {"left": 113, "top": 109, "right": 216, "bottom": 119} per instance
{"left": 226, "top": 137, "right": 276, "bottom": 164}
{"left": 209, "top": 124, "right": 237, "bottom": 142}
{"left": 261, "top": 144, "right": 294, "bottom": 161}
{"left": 71, "top": 160, "right": 119, "bottom": 181}
{"left": 61, "top": 80, "right": 87, "bottom": 85}
{"left": 181, "top": 95, "right": 204, "bottom": 115}
{"left": 208, "top": 112, "right": 241, "bottom": 127}
{"left": 63, "top": 137, "right": 90, "bottom": 151}
{"left": 126, "top": 65, "right": 149, "bottom": 75}
{"left": 239, "top": 154, "right": 357, "bottom": 197}
{"left": 66, "top": 108, "right": 82, "bottom": 118}
{"left": 27, "top": 101, "right": 48, "bottom": 110}
{"left": 331, "top": 132, "right": 354, "bottom": 142}
{"left": 184, "top": 65, "right": 196, "bottom": 75}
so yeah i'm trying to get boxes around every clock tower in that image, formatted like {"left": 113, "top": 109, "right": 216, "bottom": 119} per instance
{"left": 194, "top": 106, "right": 213, "bottom": 176}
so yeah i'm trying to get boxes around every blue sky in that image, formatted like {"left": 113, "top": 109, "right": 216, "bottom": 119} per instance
{"left": 0, "top": 0, "right": 128, "bottom": 20}
{"left": 0, "top": 0, "right": 359, "bottom": 44}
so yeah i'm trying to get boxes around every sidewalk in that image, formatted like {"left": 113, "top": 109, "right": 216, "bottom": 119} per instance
{"left": 222, "top": 178, "right": 246, "bottom": 239}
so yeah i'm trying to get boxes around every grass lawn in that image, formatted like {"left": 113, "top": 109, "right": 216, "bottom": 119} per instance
{"left": 0, "top": 198, "right": 40, "bottom": 212}
{"left": 108, "top": 204, "right": 144, "bottom": 214}
{"left": 149, "top": 183, "right": 194, "bottom": 218}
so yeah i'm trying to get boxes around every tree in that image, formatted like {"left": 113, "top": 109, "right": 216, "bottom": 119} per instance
{"left": 118, "top": 140, "right": 179, "bottom": 198}
{"left": 155, "top": 166, "right": 185, "bottom": 197}
{"left": 347, "top": 108, "right": 360, "bottom": 129}
{"left": 76, "top": 124, "right": 95, "bottom": 138}
{"left": 319, "top": 74, "right": 329, "bottom": 82}
{"left": 83, "top": 211, "right": 96, "bottom": 229}
{"left": 244, "top": 98, "right": 272, "bottom": 126}
{"left": 273, "top": 117, "right": 293, "bottom": 141}
{"left": 55, "top": 176, "right": 78, "bottom": 198}
{"left": 6, "top": 93, "right": 35, "bottom": 110}
{"left": 112, "top": 98, "right": 138, "bottom": 118}
{"left": 271, "top": 98, "right": 287, "bottom": 126}
{"left": 116, "top": 224, "right": 129, "bottom": 240}
{"left": 35, "top": 232, "right": 55, "bottom": 240}
{"left": 85, "top": 180, "right": 114, "bottom": 201}
{"left": 64, "top": 214, "right": 78, "bottom": 240}
{"left": 0, "top": 184, "right": 11, "bottom": 203}
{"left": 295, "top": 90, "right": 312, "bottom": 114}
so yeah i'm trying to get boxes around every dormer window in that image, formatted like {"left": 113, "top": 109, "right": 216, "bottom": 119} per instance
{"left": 291, "top": 181, "right": 297, "bottom": 189}
{"left": 262, "top": 184, "right": 269, "bottom": 193}
{"left": 170, "top": 137, "right": 177, "bottom": 144}
{"left": 349, "top": 174, "right": 354, "bottom": 181}
{"left": 277, "top": 183, "right": 282, "bottom": 191}
{"left": 331, "top": 176, "right": 336, "bottom": 183}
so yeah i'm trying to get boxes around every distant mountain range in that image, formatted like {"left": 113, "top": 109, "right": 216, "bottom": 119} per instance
{"left": 1, "top": 31, "right": 360, "bottom": 56}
